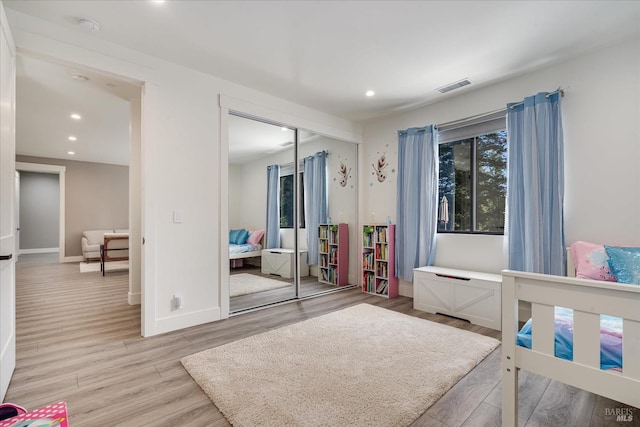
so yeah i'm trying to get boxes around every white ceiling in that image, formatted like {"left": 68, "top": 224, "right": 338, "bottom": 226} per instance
{"left": 6, "top": 0, "right": 640, "bottom": 165}
{"left": 229, "top": 114, "right": 295, "bottom": 165}
{"left": 15, "top": 54, "right": 139, "bottom": 166}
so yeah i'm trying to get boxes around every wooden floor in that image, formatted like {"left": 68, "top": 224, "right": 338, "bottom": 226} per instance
{"left": 5, "top": 254, "right": 637, "bottom": 426}
{"left": 230, "top": 264, "right": 356, "bottom": 312}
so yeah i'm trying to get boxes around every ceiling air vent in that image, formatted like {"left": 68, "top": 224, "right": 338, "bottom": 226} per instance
{"left": 437, "top": 79, "right": 471, "bottom": 94}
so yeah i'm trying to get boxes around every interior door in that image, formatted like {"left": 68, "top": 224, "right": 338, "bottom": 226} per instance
{"left": 0, "top": 2, "right": 17, "bottom": 401}
{"left": 228, "top": 114, "right": 297, "bottom": 313}
{"left": 298, "top": 131, "right": 358, "bottom": 296}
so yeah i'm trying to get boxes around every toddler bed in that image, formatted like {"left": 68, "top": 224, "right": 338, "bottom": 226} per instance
{"left": 502, "top": 243, "right": 640, "bottom": 425}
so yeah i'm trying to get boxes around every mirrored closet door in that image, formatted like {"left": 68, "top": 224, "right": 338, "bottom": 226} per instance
{"left": 228, "top": 114, "right": 297, "bottom": 312}
{"left": 228, "top": 113, "right": 358, "bottom": 313}
{"left": 298, "top": 130, "right": 358, "bottom": 297}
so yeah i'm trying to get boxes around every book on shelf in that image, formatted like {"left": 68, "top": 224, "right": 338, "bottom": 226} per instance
{"left": 363, "top": 252, "right": 374, "bottom": 270}
{"left": 376, "top": 227, "right": 387, "bottom": 243}
{"left": 376, "top": 279, "right": 388, "bottom": 294}
{"left": 361, "top": 223, "right": 398, "bottom": 298}
{"left": 363, "top": 226, "right": 374, "bottom": 247}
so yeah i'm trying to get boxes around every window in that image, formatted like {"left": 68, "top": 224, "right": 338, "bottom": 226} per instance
{"left": 437, "top": 112, "right": 506, "bottom": 234}
{"left": 280, "top": 171, "right": 305, "bottom": 228}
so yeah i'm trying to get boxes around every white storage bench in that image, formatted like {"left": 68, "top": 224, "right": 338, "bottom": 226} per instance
{"left": 413, "top": 266, "right": 502, "bottom": 330}
{"left": 261, "top": 249, "right": 309, "bottom": 279}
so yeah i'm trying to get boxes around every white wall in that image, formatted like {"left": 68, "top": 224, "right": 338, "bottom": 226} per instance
{"left": 5, "top": 9, "right": 361, "bottom": 336}
{"left": 361, "top": 37, "right": 640, "bottom": 295}
{"left": 17, "top": 155, "right": 129, "bottom": 257}
{"left": 236, "top": 147, "right": 293, "bottom": 233}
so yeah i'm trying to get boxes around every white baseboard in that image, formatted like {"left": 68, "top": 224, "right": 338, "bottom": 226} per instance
{"left": 20, "top": 248, "right": 59, "bottom": 255}
{"left": 151, "top": 307, "right": 221, "bottom": 336}
{"left": 399, "top": 280, "right": 412, "bottom": 298}
{"left": 128, "top": 292, "right": 141, "bottom": 305}
{"left": 309, "top": 265, "right": 318, "bottom": 277}
{"left": 64, "top": 255, "right": 84, "bottom": 263}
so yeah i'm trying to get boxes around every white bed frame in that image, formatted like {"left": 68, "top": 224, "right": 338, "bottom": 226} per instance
{"left": 229, "top": 236, "right": 264, "bottom": 261}
{"left": 502, "top": 258, "right": 640, "bottom": 424}
{"left": 229, "top": 249, "right": 261, "bottom": 260}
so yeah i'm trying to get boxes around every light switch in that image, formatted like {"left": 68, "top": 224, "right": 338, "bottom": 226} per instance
{"left": 173, "top": 210, "right": 183, "bottom": 223}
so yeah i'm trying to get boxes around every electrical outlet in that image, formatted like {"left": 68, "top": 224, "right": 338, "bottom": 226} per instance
{"left": 173, "top": 294, "right": 183, "bottom": 310}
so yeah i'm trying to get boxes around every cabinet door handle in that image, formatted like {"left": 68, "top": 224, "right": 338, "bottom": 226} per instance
{"left": 0, "top": 254, "right": 13, "bottom": 261}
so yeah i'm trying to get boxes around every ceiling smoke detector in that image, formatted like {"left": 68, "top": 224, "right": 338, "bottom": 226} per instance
{"left": 437, "top": 79, "right": 472, "bottom": 94}
{"left": 78, "top": 18, "right": 101, "bottom": 32}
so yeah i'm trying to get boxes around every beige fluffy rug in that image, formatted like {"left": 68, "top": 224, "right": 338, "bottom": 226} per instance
{"left": 230, "top": 273, "right": 291, "bottom": 297}
{"left": 181, "top": 303, "right": 499, "bottom": 427}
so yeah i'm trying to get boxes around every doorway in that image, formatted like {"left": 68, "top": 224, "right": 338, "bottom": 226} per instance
{"left": 15, "top": 163, "right": 65, "bottom": 261}
{"left": 14, "top": 52, "right": 144, "bottom": 322}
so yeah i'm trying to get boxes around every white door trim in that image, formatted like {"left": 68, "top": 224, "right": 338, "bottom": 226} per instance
{"left": 14, "top": 171, "right": 19, "bottom": 261}
{"left": 0, "top": 0, "right": 16, "bottom": 401}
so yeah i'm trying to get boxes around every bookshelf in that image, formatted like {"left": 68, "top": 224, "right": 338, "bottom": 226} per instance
{"left": 362, "top": 224, "right": 398, "bottom": 298}
{"left": 318, "top": 223, "right": 349, "bottom": 286}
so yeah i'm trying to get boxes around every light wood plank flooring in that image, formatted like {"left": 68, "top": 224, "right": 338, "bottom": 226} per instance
{"left": 230, "top": 264, "right": 356, "bottom": 312}
{"left": 5, "top": 254, "right": 638, "bottom": 426}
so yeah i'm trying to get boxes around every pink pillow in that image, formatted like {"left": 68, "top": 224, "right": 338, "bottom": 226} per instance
{"left": 247, "top": 229, "right": 265, "bottom": 247}
{"left": 570, "top": 241, "right": 616, "bottom": 282}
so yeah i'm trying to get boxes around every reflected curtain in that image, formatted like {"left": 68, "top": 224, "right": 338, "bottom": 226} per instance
{"left": 506, "top": 91, "right": 565, "bottom": 275}
{"left": 396, "top": 126, "right": 438, "bottom": 281}
{"left": 265, "top": 164, "right": 280, "bottom": 249}
{"left": 303, "top": 151, "right": 327, "bottom": 265}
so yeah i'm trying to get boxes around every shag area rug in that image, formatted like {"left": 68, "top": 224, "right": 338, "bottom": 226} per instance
{"left": 181, "top": 303, "right": 500, "bottom": 427}
{"left": 230, "top": 273, "right": 291, "bottom": 297}
{"left": 79, "top": 261, "right": 129, "bottom": 273}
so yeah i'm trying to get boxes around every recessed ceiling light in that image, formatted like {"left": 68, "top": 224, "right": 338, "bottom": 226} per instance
{"left": 78, "top": 18, "right": 101, "bottom": 32}
{"left": 68, "top": 151, "right": 75, "bottom": 155}
{"left": 281, "top": 127, "right": 288, "bottom": 131}
{"left": 71, "top": 74, "right": 89, "bottom": 81}
{"left": 365, "top": 90, "right": 375, "bottom": 97}
{"left": 68, "top": 136, "right": 77, "bottom": 141}
{"left": 70, "top": 113, "right": 82, "bottom": 120}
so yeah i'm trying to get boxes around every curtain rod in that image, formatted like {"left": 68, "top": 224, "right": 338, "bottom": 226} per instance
{"left": 508, "top": 88, "right": 564, "bottom": 110}
{"left": 280, "top": 151, "right": 328, "bottom": 168}
{"left": 397, "top": 108, "right": 505, "bottom": 134}
{"left": 436, "top": 107, "right": 505, "bottom": 129}
{"left": 397, "top": 88, "right": 564, "bottom": 134}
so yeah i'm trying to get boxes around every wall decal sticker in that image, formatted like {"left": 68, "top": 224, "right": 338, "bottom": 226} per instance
{"left": 372, "top": 153, "right": 388, "bottom": 182}
{"left": 369, "top": 144, "right": 396, "bottom": 187}
{"left": 338, "top": 162, "right": 351, "bottom": 187}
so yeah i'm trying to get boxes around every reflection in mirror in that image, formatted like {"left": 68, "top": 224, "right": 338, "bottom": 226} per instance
{"left": 228, "top": 114, "right": 297, "bottom": 312}
{"left": 228, "top": 114, "right": 359, "bottom": 313}
{"left": 298, "top": 130, "right": 358, "bottom": 297}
